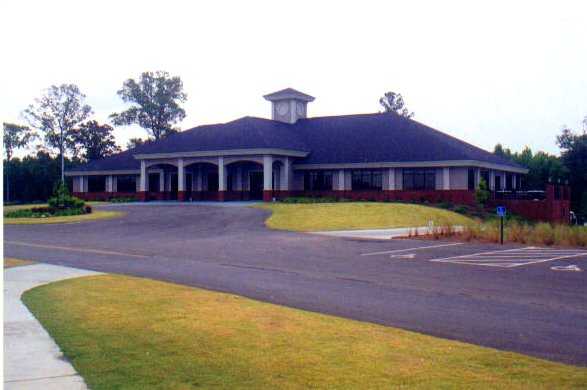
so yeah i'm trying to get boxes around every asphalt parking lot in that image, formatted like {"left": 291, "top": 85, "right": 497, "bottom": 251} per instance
{"left": 4, "top": 203, "right": 587, "bottom": 365}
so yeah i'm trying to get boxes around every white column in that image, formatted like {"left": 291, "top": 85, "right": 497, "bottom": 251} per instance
{"left": 512, "top": 174, "right": 517, "bottom": 190}
{"left": 159, "top": 171, "right": 165, "bottom": 192}
{"left": 474, "top": 168, "right": 481, "bottom": 189}
{"left": 489, "top": 170, "right": 496, "bottom": 191}
{"left": 442, "top": 168, "right": 450, "bottom": 190}
{"left": 389, "top": 168, "right": 396, "bottom": 190}
{"left": 236, "top": 166, "right": 243, "bottom": 191}
{"left": 140, "top": 161, "right": 147, "bottom": 191}
{"left": 263, "top": 155, "right": 273, "bottom": 191}
{"left": 178, "top": 159, "right": 184, "bottom": 191}
{"left": 218, "top": 157, "right": 226, "bottom": 191}
{"left": 281, "top": 158, "right": 291, "bottom": 190}
{"left": 196, "top": 166, "right": 202, "bottom": 191}
{"left": 338, "top": 169, "right": 346, "bottom": 190}
{"left": 112, "top": 176, "right": 117, "bottom": 192}
{"left": 106, "top": 175, "right": 113, "bottom": 192}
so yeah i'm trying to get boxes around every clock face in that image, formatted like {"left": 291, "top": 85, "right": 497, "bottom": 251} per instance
{"left": 296, "top": 102, "right": 305, "bottom": 116}
{"left": 277, "top": 101, "right": 289, "bottom": 115}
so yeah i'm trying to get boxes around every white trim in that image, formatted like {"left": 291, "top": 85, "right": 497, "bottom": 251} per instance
{"left": 133, "top": 148, "right": 308, "bottom": 160}
{"left": 293, "top": 160, "right": 528, "bottom": 174}
{"left": 65, "top": 169, "right": 139, "bottom": 176}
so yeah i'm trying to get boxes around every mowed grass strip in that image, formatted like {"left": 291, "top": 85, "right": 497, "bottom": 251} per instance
{"left": 256, "top": 202, "right": 474, "bottom": 231}
{"left": 4, "top": 257, "right": 35, "bottom": 268}
{"left": 3, "top": 210, "right": 124, "bottom": 225}
{"left": 23, "top": 275, "right": 587, "bottom": 389}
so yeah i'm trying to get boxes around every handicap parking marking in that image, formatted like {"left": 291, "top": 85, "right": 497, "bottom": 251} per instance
{"left": 430, "top": 246, "right": 587, "bottom": 268}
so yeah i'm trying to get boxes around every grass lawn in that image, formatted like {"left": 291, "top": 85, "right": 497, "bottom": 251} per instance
{"left": 4, "top": 210, "right": 124, "bottom": 225}
{"left": 256, "top": 202, "right": 475, "bottom": 231}
{"left": 23, "top": 274, "right": 587, "bottom": 389}
{"left": 4, "top": 257, "right": 35, "bottom": 268}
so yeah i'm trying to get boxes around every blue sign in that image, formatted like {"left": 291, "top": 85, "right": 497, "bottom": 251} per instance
{"left": 496, "top": 206, "right": 506, "bottom": 217}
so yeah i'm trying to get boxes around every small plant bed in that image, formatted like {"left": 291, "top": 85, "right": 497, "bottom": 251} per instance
{"left": 5, "top": 205, "right": 91, "bottom": 219}
{"left": 23, "top": 274, "right": 587, "bottom": 389}
{"left": 3, "top": 184, "right": 123, "bottom": 224}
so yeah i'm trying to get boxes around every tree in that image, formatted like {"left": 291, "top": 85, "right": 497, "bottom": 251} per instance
{"left": 73, "top": 120, "right": 120, "bottom": 161}
{"left": 110, "top": 71, "right": 187, "bottom": 140}
{"left": 493, "top": 144, "right": 567, "bottom": 189}
{"left": 3, "top": 122, "right": 36, "bottom": 202}
{"left": 126, "top": 137, "right": 147, "bottom": 150}
{"left": 379, "top": 91, "right": 414, "bottom": 118}
{"left": 475, "top": 178, "right": 490, "bottom": 206}
{"left": 557, "top": 126, "right": 587, "bottom": 217}
{"left": 22, "top": 84, "right": 92, "bottom": 182}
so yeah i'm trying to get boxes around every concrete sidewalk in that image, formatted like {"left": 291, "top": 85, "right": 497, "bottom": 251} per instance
{"left": 312, "top": 225, "right": 464, "bottom": 240}
{"left": 4, "top": 263, "right": 101, "bottom": 390}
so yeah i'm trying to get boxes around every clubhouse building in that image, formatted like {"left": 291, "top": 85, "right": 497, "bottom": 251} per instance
{"left": 68, "top": 88, "right": 529, "bottom": 205}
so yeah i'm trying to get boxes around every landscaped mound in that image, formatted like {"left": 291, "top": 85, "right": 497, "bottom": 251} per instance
{"left": 4, "top": 183, "right": 91, "bottom": 219}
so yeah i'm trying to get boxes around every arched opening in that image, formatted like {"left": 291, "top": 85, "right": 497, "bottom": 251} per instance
{"left": 225, "top": 161, "right": 264, "bottom": 201}
{"left": 184, "top": 162, "right": 219, "bottom": 201}
{"left": 146, "top": 163, "right": 178, "bottom": 201}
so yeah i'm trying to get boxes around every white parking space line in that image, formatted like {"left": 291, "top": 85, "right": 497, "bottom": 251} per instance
{"left": 361, "top": 242, "right": 463, "bottom": 256}
{"left": 431, "top": 247, "right": 587, "bottom": 268}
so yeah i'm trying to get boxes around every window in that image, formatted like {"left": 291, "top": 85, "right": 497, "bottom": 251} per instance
{"left": 351, "top": 170, "right": 383, "bottom": 191}
{"left": 207, "top": 172, "right": 219, "bottom": 191}
{"left": 87, "top": 176, "right": 106, "bottom": 193}
{"left": 116, "top": 175, "right": 137, "bottom": 192}
{"left": 403, "top": 169, "right": 436, "bottom": 190}
{"left": 467, "top": 168, "right": 475, "bottom": 190}
{"left": 148, "top": 173, "right": 160, "bottom": 192}
{"left": 506, "top": 173, "right": 513, "bottom": 191}
{"left": 304, "top": 171, "right": 333, "bottom": 191}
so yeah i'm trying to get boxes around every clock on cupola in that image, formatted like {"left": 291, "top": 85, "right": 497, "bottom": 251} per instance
{"left": 263, "top": 88, "right": 315, "bottom": 124}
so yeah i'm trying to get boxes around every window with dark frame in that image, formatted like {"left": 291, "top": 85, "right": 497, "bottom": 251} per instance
{"left": 304, "top": 171, "right": 333, "bottom": 191}
{"left": 351, "top": 170, "right": 383, "bottom": 191}
{"left": 87, "top": 176, "right": 106, "bottom": 193}
{"left": 116, "top": 175, "right": 137, "bottom": 193}
{"left": 467, "top": 168, "right": 475, "bottom": 190}
{"left": 403, "top": 169, "right": 436, "bottom": 191}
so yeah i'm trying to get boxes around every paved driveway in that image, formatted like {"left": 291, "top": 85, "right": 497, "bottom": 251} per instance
{"left": 5, "top": 203, "right": 587, "bottom": 365}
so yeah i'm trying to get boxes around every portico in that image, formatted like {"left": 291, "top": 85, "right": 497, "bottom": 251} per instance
{"left": 132, "top": 151, "right": 297, "bottom": 202}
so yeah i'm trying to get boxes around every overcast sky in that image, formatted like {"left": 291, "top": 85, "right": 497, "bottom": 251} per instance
{"left": 2, "top": 0, "right": 586, "bottom": 157}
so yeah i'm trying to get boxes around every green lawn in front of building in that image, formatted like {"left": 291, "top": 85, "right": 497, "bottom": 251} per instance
{"left": 256, "top": 202, "right": 475, "bottom": 231}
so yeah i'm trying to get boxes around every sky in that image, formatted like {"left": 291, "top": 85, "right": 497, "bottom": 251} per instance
{"left": 1, "top": 0, "right": 586, "bottom": 157}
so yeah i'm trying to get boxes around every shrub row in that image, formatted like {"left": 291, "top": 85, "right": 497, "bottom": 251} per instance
{"left": 5, "top": 205, "right": 91, "bottom": 219}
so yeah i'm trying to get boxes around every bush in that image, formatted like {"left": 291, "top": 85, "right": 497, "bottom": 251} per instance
{"left": 47, "top": 182, "right": 85, "bottom": 209}
{"left": 475, "top": 178, "right": 490, "bottom": 206}
{"left": 5, "top": 206, "right": 87, "bottom": 218}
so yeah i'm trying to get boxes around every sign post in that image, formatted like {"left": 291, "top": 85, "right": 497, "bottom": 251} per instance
{"left": 496, "top": 206, "right": 506, "bottom": 245}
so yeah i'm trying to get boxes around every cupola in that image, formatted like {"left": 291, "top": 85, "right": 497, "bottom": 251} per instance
{"left": 263, "top": 88, "right": 315, "bottom": 124}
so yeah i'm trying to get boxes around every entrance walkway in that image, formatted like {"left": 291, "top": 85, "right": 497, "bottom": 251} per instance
{"left": 4, "top": 263, "right": 101, "bottom": 389}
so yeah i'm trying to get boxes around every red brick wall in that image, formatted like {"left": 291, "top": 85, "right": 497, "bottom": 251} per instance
{"left": 488, "top": 185, "right": 571, "bottom": 223}
{"left": 73, "top": 192, "right": 139, "bottom": 201}
{"left": 272, "top": 190, "right": 475, "bottom": 205}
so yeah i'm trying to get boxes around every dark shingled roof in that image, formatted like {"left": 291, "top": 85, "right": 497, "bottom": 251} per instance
{"left": 71, "top": 113, "right": 522, "bottom": 172}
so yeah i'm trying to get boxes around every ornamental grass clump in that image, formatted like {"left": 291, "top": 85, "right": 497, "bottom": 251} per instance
{"left": 531, "top": 223, "right": 556, "bottom": 246}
